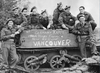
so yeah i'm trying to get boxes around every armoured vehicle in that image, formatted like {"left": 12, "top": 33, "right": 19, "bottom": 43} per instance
{"left": 16, "top": 28, "right": 100, "bottom": 72}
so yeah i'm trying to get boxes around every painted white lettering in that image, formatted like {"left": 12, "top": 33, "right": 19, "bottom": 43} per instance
{"left": 33, "top": 42, "right": 38, "bottom": 46}
{"left": 54, "top": 41, "right": 58, "bottom": 46}
{"left": 33, "top": 39, "right": 71, "bottom": 47}
{"left": 45, "top": 41, "right": 49, "bottom": 47}
{"left": 49, "top": 41, "right": 53, "bottom": 46}
{"left": 62, "top": 40, "right": 65, "bottom": 45}
{"left": 58, "top": 41, "right": 61, "bottom": 45}
{"left": 65, "top": 40, "right": 70, "bottom": 46}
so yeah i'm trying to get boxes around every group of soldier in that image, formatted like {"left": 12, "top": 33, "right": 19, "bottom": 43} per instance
{"left": 0, "top": 2, "right": 99, "bottom": 70}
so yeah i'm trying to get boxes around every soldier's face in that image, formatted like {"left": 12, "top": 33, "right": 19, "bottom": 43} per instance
{"left": 79, "top": 17, "right": 85, "bottom": 22}
{"left": 32, "top": 9, "right": 37, "bottom": 14}
{"left": 7, "top": 21, "right": 14, "bottom": 28}
{"left": 22, "top": 10, "right": 28, "bottom": 15}
{"left": 42, "top": 13, "right": 48, "bottom": 17}
{"left": 14, "top": 9, "right": 19, "bottom": 14}
{"left": 65, "top": 8, "right": 70, "bottom": 13}
{"left": 79, "top": 8, "right": 85, "bottom": 13}
{"left": 59, "top": 5, "right": 63, "bottom": 10}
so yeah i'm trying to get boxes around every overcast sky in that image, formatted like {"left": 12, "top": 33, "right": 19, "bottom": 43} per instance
{"left": 20, "top": 0, "right": 99, "bottom": 27}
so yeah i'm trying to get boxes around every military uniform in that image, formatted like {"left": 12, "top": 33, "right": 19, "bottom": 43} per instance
{"left": 72, "top": 22, "right": 97, "bottom": 58}
{"left": 12, "top": 13, "right": 27, "bottom": 26}
{"left": 39, "top": 16, "right": 49, "bottom": 28}
{"left": 52, "top": 8, "right": 64, "bottom": 29}
{"left": 77, "top": 11, "right": 97, "bottom": 30}
{"left": 12, "top": 13, "right": 27, "bottom": 46}
{"left": 1, "top": 26, "right": 19, "bottom": 67}
{"left": 22, "top": 14, "right": 30, "bottom": 29}
{"left": 29, "top": 13, "right": 43, "bottom": 29}
{"left": 59, "top": 12, "right": 76, "bottom": 29}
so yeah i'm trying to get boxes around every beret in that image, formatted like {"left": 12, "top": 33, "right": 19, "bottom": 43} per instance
{"left": 41, "top": 10, "right": 47, "bottom": 14}
{"left": 22, "top": 8, "right": 27, "bottom": 12}
{"left": 31, "top": 6, "right": 36, "bottom": 12}
{"left": 64, "top": 5, "right": 71, "bottom": 10}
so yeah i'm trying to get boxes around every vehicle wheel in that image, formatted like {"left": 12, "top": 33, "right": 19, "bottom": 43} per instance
{"left": 24, "top": 56, "right": 40, "bottom": 71}
{"left": 50, "top": 55, "right": 65, "bottom": 69}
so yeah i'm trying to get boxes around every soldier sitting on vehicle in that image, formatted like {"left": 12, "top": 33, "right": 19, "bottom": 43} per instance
{"left": 58, "top": 5, "right": 77, "bottom": 30}
{"left": 72, "top": 15, "right": 98, "bottom": 58}
{"left": 22, "top": 8, "right": 28, "bottom": 18}
{"left": 51, "top": 2, "right": 64, "bottom": 29}
{"left": 29, "top": 6, "right": 44, "bottom": 29}
{"left": 39, "top": 10, "right": 49, "bottom": 29}
{"left": 21, "top": 7, "right": 30, "bottom": 29}
{"left": 12, "top": 7, "right": 28, "bottom": 27}
{"left": 77, "top": 6, "right": 97, "bottom": 31}
{"left": 1, "top": 19, "right": 22, "bottom": 68}
{"left": 40, "top": 10, "right": 53, "bottom": 29}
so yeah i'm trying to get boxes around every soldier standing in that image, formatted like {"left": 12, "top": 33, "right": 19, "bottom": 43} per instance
{"left": 77, "top": 6, "right": 97, "bottom": 30}
{"left": 72, "top": 15, "right": 98, "bottom": 58}
{"left": 52, "top": 2, "right": 64, "bottom": 29}
{"left": 58, "top": 6, "right": 76, "bottom": 30}
{"left": 29, "top": 6, "right": 44, "bottom": 29}
{"left": 1, "top": 19, "right": 21, "bottom": 68}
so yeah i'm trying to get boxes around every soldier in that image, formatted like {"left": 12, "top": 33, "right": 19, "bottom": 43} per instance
{"left": 58, "top": 6, "right": 77, "bottom": 30}
{"left": 22, "top": 8, "right": 28, "bottom": 16}
{"left": 1, "top": 19, "right": 21, "bottom": 68}
{"left": 21, "top": 7, "right": 30, "bottom": 29}
{"left": 12, "top": 7, "right": 27, "bottom": 27}
{"left": 40, "top": 10, "right": 53, "bottom": 29}
{"left": 72, "top": 15, "right": 98, "bottom": 58}
{"left": 77, "top": 6, "right": 97, "bottom": 30}
{"left": 52, "top": 2, "right": 64, "bottom": 29}
{"left": 29, "top": 6, "right": 44, "bottom": 29}
{"left": 39, "top": 10, "right": 49, "bottom": 29}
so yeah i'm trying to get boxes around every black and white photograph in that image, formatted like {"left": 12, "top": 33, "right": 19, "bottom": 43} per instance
{"left": 0, "top": 0, "right": 99, "bottom": 73}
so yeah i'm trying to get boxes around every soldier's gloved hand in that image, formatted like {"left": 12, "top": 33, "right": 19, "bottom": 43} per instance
{"left": 10, "top": 34, "right": 15, "bottom": 37}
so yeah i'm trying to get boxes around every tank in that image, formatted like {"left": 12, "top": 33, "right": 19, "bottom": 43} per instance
{"left": 16, "top": 28, "right": 100, "bottom": 72}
